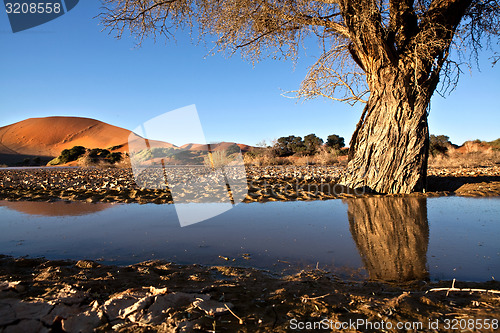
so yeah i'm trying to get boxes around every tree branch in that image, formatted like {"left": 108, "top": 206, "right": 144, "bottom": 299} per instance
{"left": 389, "top": 0, "right": 418, "bottom": 52}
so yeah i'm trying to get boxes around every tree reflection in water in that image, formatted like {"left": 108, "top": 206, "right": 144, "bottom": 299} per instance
{"left": 347, "top": 197, "right": 429, "bottom": 282}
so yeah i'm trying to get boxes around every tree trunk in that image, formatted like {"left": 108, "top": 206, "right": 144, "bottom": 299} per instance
{"left": 347, "top": 197, "right": 429, "bottom": 282}
{"left": 339, "top": 69, "right": 431, "bottom": 194}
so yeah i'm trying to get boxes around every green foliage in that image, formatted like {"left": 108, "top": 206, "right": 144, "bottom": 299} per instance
{"left": 275, "top": 135, "right": 306, "bottom": 156}
{"left": 150, "top": 148, "right": 176, "bottom": 159}
{"left": 204, "top": 150, "right": 237, "bottom": 168}
{"left": 303, "top": 134, "right": 324, "bottom": 155}
{"left": 489, "top": 138, "right": 500, "bottom": 150}
{"left": 109, "top": 152, "right": 122, "bottom": 163}
{"left": 244, "top": 149, "right": 258, "bottom": 158}
{"left": 50, "top": 145, "right": 125, "bottom": 165}
{"left": 59, "top": 146, "right": 87, "bottom": 164}
{"left": 429, "top": 135, "right": 451, "bottom": 156}
{"left": 172, "top": 150, "right": 204, "bottom": 164}
{"left": 225, "top": 144, "right": 241, "bottom": 156}
{"left": 338, "top": 148, "right": 349, "bottom": 156}
{"left": 88, "top": 148, "right": 126, "bottom": 164}
{"left": 108, "top": 144, "right": 124, "bottom": 151}
{"left": 131, "top": 147, "right": 203, "bottom": 164}
{"left": 88, "top": 148, "right": 111, "bottom": 162}
{"left": 325, "top": 134, "right": 345, "bottom": 150}
{"left": 173, "top": 150, "right": 195, "bottom": 160}
{"left": 244, "top": 147, "right": 270, "bottom": 159}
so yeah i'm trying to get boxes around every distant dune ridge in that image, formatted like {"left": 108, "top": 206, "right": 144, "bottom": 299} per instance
{"left": 0, "top": 116, "right": 251, "bottom": 166}
{"left": 0, "top": 117, "right": 132, "bottom": 156}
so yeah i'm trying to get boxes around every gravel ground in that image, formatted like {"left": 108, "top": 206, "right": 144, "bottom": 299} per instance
{"left": 0, "top": 165, "right": 499, "bottom": 203}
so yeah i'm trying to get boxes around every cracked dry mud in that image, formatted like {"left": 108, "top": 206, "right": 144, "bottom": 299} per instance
{"left": 1, "top": 257, "right": 499, "bottom": 332}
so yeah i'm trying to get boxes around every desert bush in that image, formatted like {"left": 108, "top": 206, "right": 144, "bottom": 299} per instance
{"left": 429, "top": 135, "right": 451, "bottom": 156}
{"left": 245, "top": 138, "right": 346, "bottom": 166}
{"left": 313, "top": 146, "right": 340, "bottom": 165}
{"left": 244, "top": 154, "right": 279, "bottom": 166}
{"left": 108, "top": 144, "right": 124, "bottom": 151}
{"left": 59, "top": 146, "right": 87, "bottom": 164}
{"left": 489, "top": 138, "right": 500, "bottom": 150}
{"left": 151, "top": 148, "right": 176, "bottom": 159}
{"left": 244, "top": 150, "right": 291, "bottom": 166}
{"left": 304, "top": 134, "right": 323, "bottom": 155}
{"left": 325, "top": 134, "right": 345, "bottom": 150}
{"left": 339, "top": 148, "right": 349, "bottom": 156}
{"left": 114, "top": 156, "right": 132, "bottom": 169}
{"left": 428, "top": 149, "right": 500, "bottom": 168}
{"left": 243, "top": 145, "right": 279, "bottom": 166}
{"left": 274, "top": 135, "right": 306, "bottom": 156}
{"left": 172, "top": 150, "right": 203, "bottom": 164}
{"left": 49, "top": 146, "right": 86, "bottom": 165}
{"left": 49, "top": 146, "right": 127, "bottom": 166}
{"left": 88, "top": 148, "right": 111, "bottom": 161}
{"left": 204, "top": 150, "right": 239, "bottom": 168}
{"left": 225, "top": 144, "right": 241, "bottom": 156}
{"left": 109, "top": 152, "right": 123, "bottom": 163}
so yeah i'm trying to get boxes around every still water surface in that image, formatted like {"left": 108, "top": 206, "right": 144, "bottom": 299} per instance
{"left": 0, "top": 197, "right": 498, "bottom": 282}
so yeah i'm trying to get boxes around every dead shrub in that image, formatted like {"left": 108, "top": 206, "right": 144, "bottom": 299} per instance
{"left": 429, "top": 149, "right": 500, "bottom": 168}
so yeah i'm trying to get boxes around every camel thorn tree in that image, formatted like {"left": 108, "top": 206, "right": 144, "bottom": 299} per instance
{"left": 100, "top": 0, "right": 500, "bottom": 194}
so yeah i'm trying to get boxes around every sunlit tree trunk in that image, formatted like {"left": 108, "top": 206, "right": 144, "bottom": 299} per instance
{"left": 340, "top": 68, "right": 431, "bottom": 193}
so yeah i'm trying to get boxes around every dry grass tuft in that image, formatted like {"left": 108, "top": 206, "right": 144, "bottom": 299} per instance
{"left": 429, "top": 148, "right": 500, "bottom": 168}
{"left": 243, "top": 146, "right": 343, "bottom": 166}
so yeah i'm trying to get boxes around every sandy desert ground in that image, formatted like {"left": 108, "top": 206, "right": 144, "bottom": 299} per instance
{"left": 0, "top": 165, "right": 499, "bottom": 205}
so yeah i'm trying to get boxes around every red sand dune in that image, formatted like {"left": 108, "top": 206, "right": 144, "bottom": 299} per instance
{"left": 453, "top": 141, "right": 492, "bottom": 154}
{"left": 0, "top": 200, "right": 112, "bottom": 216}
{"left": 0, "top": 117, "right": 252, "bottom": 165}
{"left": 0, "top": 117, "right": 134, "bottom": 157}
{"left": 180, "top": 142, "right": 251, "bottom": 153}
{"left": 0, "top": 116, "right": 179, "bottom": 159}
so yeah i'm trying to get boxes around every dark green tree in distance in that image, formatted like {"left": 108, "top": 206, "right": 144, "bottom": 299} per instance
{"left": 304, "top": 134, "right": 324, "bottom": 155}
{"left": 326, "top": 135, "right": 345, "bottom": 151}
{"left": 275, "top": 136, "right": 306, "bottom": 156}
{"left": 429, "top": 135, "right": 452, "bottom": 156}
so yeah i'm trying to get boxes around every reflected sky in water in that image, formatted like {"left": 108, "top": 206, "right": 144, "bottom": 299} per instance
{"left": 0, "top": 197, "right": 498, "bottom": 282}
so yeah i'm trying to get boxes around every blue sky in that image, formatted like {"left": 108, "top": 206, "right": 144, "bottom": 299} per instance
{"left": 1, "top": 1, "right": 499, "bottom": 146}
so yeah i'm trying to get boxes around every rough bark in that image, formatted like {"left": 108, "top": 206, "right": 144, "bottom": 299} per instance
{"left": 347, "top": 197, "right": 429, "bottom": 282}
{"left": 335, "top": 0, "right": 473, "bottom": 194}
{"left": 340, "top": 68, "right": 431, "bottom": 194}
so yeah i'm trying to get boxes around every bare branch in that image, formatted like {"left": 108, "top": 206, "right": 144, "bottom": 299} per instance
{"left": 286, "top": 44, "right": 368, "bottom": 105}
{"left": 99, "top": 0, "right": 500, "bottom": 106}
